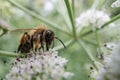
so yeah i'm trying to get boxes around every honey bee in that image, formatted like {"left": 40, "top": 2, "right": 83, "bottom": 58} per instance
{"left": 17, "top": 27, "right": 66, "bottom": 53}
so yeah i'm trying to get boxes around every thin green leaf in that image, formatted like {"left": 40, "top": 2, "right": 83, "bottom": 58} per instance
{"left": 72, "top": 0, "right": 75, "bottom": 17}
{"left": 0, "top": 26, "right": 9, "bottom": 37}
{"left": 94, "top": 29, "right": 102, "bottom": 54}
{"left": 81, "top": 38, "right": 97, "bottom": 46}
{"left": 77, "top": 40, "right": 100, "bottom": 71}
{"left": 102, "top": 14, "right": 120, "bottom": 28}
{"left": 0, "top": 50, "right": 24, "bottom": 58}
{"left": 0, "top": 32, "right": 6, "bottom": 37}
{"left": 64, "top": 0, "right": 76, "bottom": 38}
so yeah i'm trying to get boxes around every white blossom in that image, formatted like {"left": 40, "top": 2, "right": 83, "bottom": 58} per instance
{"left": 96, "top": 68, "right": 106, "bottom": 80}
{"left": 5, "top": 51, "right": 73, "bottom": 80}
{"left": 96, "top": 43, "right": 120, "bottom": 80}
{"left": 43, "top": 1, "right": 54, "bottom": 13}
{"left": 76, "top": 9, "right": 111, "bottom": 31}
{"left": 42, "top": 0, "right": 58, "bottom": 15}
{"left": 104, "top": 42, "right": 117, "bottom": 50}
{"left": 111, "top": 0, "right": 120, "bottom": 7}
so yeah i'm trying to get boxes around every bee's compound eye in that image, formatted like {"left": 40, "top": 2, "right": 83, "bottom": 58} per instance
{"left": 45, "top": 30, "right": 54, "bottom": 41}
{"left": 46, "top": 30, "right": 51, "bottom": 36}
{"left": 45, "top": 30, "right": 53, "bottom": 37}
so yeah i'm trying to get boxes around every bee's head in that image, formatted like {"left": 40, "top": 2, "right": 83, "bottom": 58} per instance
{"left": 44, "top": 30, "right": 55, "bottom": 43}
{"left": 43, "top": 30, "right": 66, "bottom": 51}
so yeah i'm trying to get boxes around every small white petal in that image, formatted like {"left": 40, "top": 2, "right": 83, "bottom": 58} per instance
{"left": 111, "top": 0, "right": 120, "bottom": 7}
{"left": 63, "top": 72, "right": 74, "bottom": 79}
{"left": 76, "top": 9, "right": 111, "bottom": 31}
{"left": 5, "top": 51, "right": 73, "bottom": 80}
{"left": 96, "top": 43, "right": 120, "bottom": 80}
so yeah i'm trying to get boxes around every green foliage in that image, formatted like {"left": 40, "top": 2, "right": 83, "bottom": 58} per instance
{"left": 0, "top": 0, "right": 120, "bottom": 79}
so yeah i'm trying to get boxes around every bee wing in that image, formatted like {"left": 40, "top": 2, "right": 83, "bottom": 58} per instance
{"left": 9, "top": 26, "right": 48, "bottom": 33}
{"left": 9, "top": 26, "right": 47, "bottom": 33}
{"left": 9, "top": 28, "right": 38, "bottom": 34}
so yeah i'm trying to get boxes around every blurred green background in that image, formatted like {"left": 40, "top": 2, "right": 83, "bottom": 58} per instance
{"left": 0, "top": 0, "right": 120, "bottom": 80}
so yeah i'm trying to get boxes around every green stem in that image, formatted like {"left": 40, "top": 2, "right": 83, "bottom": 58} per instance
{"left": 80, "top": 14, "right": 120, "bottom": 37}
{"left": 0, "top": 32, "right": 6, "bottom": 37}
{"left": 72, "top": 0, "right": 75, "bottom": 17}
{"left": 94, "top": 28, "right": 103, "bottom": 54}
{"left": 0, "top": 50, "right": 23, "bottom": 57}
{"left": 0, "top": 18, "right": 10, "bottom": 37}
{"left": 81, "top": 38, "right": 97, "bottom": 46}
{"left": 102, "top": 14, "right": 120, "bottom": 28}
{"left": 77, "top": 40, "right": 99, "bottom": 71}
{"left": 8, "top": 0, "right": 72, "bottom": 37}
{"left": 64, "top": 0, "right": 76, "bottom": 38}
{"left": 0, "top": 27, "right": 9, "bottom": 37}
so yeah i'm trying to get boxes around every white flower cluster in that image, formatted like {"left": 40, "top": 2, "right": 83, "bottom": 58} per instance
{"left": 111, "top": 0, "right": 120, "bottom": 7}
{"left": 42, "top": 0, "right": 58, "bottom": 15}
{"left": 96, "top": 43, "right": 120, "bottom": 80}
{"left": 104, "top": 43, "right": 116, "bottom": 50}
{"left": 5, "top": 51, "right": 74, "bottom": 80}
{"left": 43, "top": 0, "right": 55, "bottom": 12}
{"left": 76, "top": 9, "right": 111, "bottom": 31}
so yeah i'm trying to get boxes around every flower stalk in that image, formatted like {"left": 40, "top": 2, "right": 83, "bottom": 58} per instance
{"left": 64, "top": 0, "right": 77, "bottom": 39}
{"left": 77, "top": 40, "right": 99, "bottom": 71}
{"left": 101, "top": 14, "right": 120, "bottom": 28}
{"left": 0, "top": 18, "right": 10, "bottom": 37}
{"left": 94, "top": 28, "right": 102, "bottom": 54}
{"left": 0, "top": 50, "right": 23, "bottom": 58}
{"left": 72, "top": 0, "right": 75, "bottom": 17}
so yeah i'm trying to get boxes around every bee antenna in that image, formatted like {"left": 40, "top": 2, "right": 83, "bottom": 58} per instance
{"left": 54, "top": 37, "right": 66, "bottom": 48}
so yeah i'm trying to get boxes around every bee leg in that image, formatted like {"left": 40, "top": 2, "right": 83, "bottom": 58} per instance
{"left": 41, "top": 43, "right": 44, "bottom": 52}
{"left": 40, "top": 34, "right": 44, "bottom": 52}
{"left": 35, "top": 43, "right": 39, "bottom": 52}
{"left": 30, "top": 35, "right": 34, "bottom": 51}
{"left": 51, "top": 40, "right": 54, "bottom": 49}
{"left": 17, "top": 44, "right": 22, "bottom": 53}
{"left": 46, "top": 44, "right": 49, "bottom": 51}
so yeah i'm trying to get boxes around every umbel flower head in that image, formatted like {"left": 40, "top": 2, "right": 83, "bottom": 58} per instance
{"left": 76, "top": 9, "right": 111, "bottom": 31}
{"left": 111, "top": 0, "right": 120, "bottom": 7}
{"left": 5, "top": 51, "right": 74, "bottom": 80}
{"left": 96, "top": 43, "right": 120, "bottom": 80}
